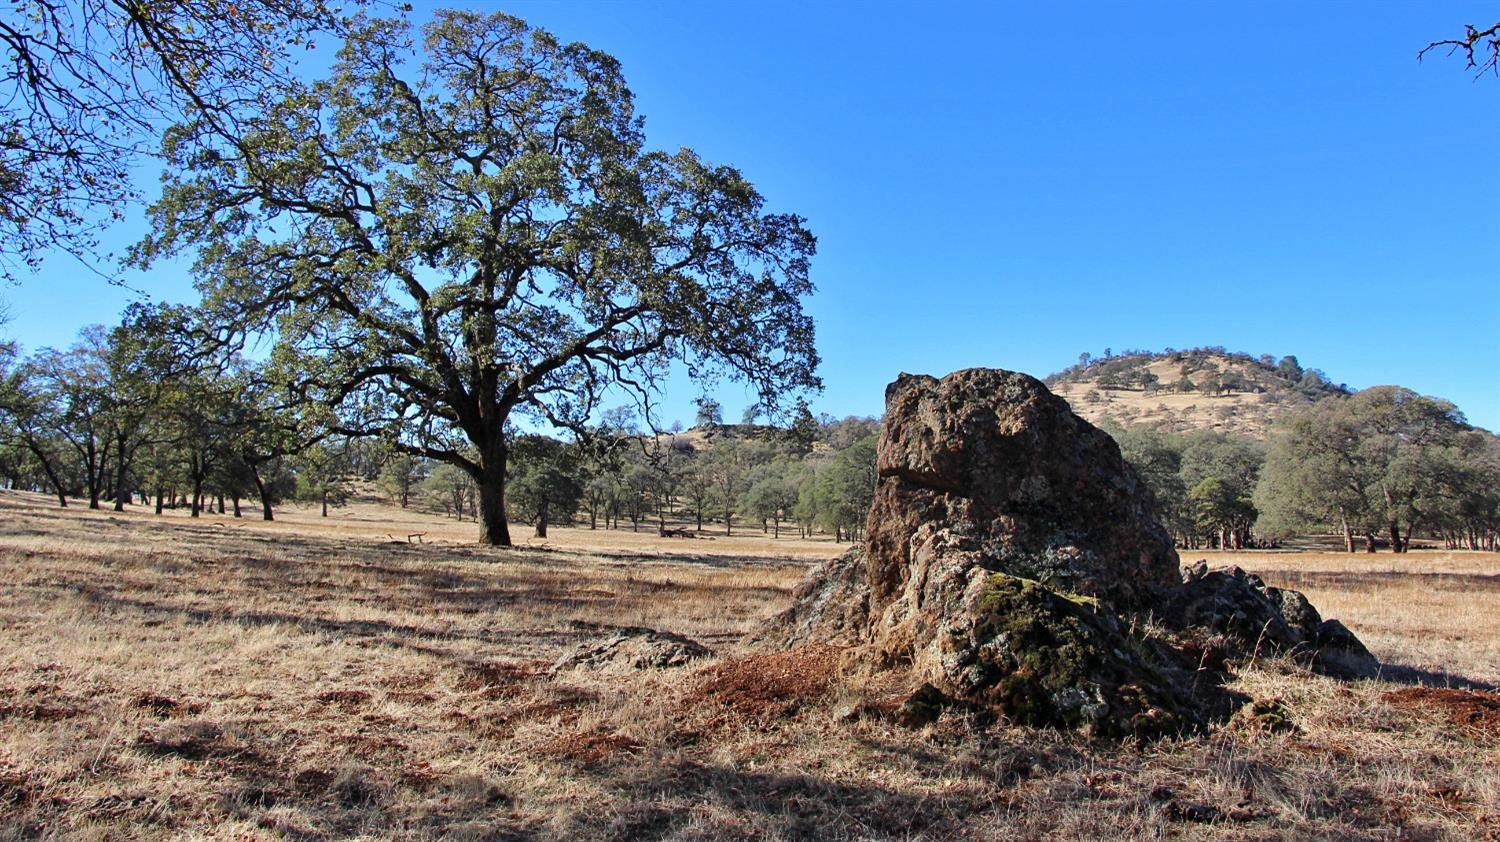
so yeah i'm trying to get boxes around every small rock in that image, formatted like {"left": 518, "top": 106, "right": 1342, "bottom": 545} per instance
{"left": 1233, "top": 697, "right": 1299, "bottom": 735}
{"left": 552, "top": 627, "right": 711, "bottom": 673}
{"left": 894, "top": 683, "right": 947, "bottom": 727}
{"left": 1313, "top": 619, "right": 1378, "bottom": 677}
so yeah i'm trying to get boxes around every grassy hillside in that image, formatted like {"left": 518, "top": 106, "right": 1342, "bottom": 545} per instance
{"left": 1046, "top": 348, "right": 1349, "bottom": 439}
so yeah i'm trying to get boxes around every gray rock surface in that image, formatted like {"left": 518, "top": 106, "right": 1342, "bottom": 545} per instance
{"left": 554, "top": 627, "right": 712, "bottom": 672}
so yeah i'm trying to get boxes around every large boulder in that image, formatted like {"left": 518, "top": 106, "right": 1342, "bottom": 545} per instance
{"left": 868, "top": 369, "right": 1178, "bottom": 616}
{"left": 762, "top": 368, "right": 1372, "bottom": 737}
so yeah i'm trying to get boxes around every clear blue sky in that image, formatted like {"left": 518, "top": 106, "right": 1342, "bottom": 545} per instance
{"left": 5, "top": 1, "right": 1498, "bottom": 430}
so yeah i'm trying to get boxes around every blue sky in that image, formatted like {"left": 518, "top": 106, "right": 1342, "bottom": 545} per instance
{"left": 5, "top": 1, "right": 1498, "bottom": 430}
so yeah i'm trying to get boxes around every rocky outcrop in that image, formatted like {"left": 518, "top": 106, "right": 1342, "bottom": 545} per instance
{"left": 755, "top": 547, "right": 871, "bottom": 648}
{"left": 761, "top": 368, "right": 1373, "bottom": 738}
{"left": 553, "top": 627, "right": 712, "bottom": 672}
{"left": 1163, "top": 562, "right": 1377, "bottom": 678}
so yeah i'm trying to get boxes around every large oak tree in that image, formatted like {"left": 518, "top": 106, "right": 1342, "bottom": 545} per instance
{"left": 134, "top": 10, "right": 819, "bottom": 545}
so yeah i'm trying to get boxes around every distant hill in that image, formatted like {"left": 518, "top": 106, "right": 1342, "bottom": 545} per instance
{"left": 1045, "top": 348, "right": 1350, "bottom": 439}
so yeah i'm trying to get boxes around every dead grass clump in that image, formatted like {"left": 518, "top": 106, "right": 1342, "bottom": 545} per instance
{"left": 376, "top": 671, "right": 431, "bottom": 692}
{"left": 455, "top": 660, "right": 546, "bottom": 699}
{"left": 134, "top": 720, "right": 257, "bottom": 762}
{"left": 329, "top": 763, "right": 387, "bottom": 808}
{"left": 133, "top": 693, "right": 206, "bottom": 717}
{"left": 0, "top": 682, "right": 90, "bottom": 722}
{"left": 0, "top": 765, "right": 32, "bottom": 809}
{"left": 1383, "top": 687, "right": 1500, "bottom": 738}
{"left": 689, "top": 644, "right": 843, "bottom": 723}
{"left": 0, "top": 700, "right": 85, "bottom": 722}
{"left": 315, "top": 688, "right": 373, "bottom": 707}
{"left": 1228, "top": 697, "right": 1301, "bottom": 737}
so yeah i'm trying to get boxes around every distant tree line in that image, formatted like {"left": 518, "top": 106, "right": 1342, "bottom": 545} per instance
{"left": 0, "top": 314, "right": 879, "bottom": 541}
{"left": 1114, "top": 386, "right": 1500, "bottom": 552}
{"left": 6, "top": 315, "right": 1492, "bottom": 552}
{"left": 0, "top": 308, "right": 332, "bottom": 520}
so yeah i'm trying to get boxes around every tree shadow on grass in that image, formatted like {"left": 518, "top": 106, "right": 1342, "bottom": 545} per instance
{"left": 1373, "top": 662, "right": 1497, "bottom": 692}
{"left": 563, "top": 758, "right": 986, "bottom": 841}
{"left": 62, "top": 581, "right": 592, "bottom": 658}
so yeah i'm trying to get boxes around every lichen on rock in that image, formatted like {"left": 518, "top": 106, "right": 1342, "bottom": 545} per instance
{"left": 951, "top": 573, "right": 1191, "bottom": 737}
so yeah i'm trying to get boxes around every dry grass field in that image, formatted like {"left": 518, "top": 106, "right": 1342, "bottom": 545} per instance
{"left": 1, "top": 490, "right": 1497, "bottom": 840}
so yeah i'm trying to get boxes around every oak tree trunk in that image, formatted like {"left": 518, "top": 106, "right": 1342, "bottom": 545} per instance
{"left": 476, "top": 459, "right": 512, "bottom": 546}
{"left": 251, "top": 469, "right": 274, "bottom": 521}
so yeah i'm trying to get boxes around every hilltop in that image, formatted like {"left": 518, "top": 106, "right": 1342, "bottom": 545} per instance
{"left": 1045, "top": 347, "right": 1349, "bottom": 439}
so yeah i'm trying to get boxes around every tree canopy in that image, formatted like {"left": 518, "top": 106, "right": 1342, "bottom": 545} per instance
{"left": 133, "top": 10, "right": 819, "bottom": 545}
{"left": 1256, "top": 386, "right": 1470, "bottom": 552}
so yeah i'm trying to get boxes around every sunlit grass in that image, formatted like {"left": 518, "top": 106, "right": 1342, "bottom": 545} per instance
{"left": 0, "top": 489, "right": 1495, "bottom": 840}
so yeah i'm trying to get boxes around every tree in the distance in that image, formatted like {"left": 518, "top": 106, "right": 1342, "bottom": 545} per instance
{"left": 134, "top": 11, "right": 819, "bottom": 546}
{"left": 1255, "top": 387, "right": 1464, "bottom": 552}
{"left": 507, "top": 435, "right": 583, "bottom": 539}
{"left": 294, "top": 442, "right": 351, "bottom": 518}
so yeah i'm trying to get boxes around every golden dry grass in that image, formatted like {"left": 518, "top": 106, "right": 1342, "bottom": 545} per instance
{"left": 1197, "top": 548, "right": 1500, "bottom": 692}
{"left": 1, "top": 490, "right": 1497, "bottom": 840}
{"left": 1053, "top": 374, "right": 1290, "bottom": 439}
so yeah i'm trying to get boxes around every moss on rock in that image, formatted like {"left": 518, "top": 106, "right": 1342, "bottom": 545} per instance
{"left": 949, "top": 574, "right": 1190, "bottom": 738}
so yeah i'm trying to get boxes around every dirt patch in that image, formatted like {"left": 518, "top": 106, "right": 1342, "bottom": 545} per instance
{"left": 535, "top": 729, "right": 643, "bottom": 765}
{"left": 0, "top": 702, "right": 85, "bottom": 721}
{"left": 688, "top": 645, "right": 843, "bottom": 723}
{"left": 1384, "top": 688, "right": 1500, "bottom": 737}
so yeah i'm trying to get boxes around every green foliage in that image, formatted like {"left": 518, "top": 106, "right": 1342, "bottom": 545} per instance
{"left": 741, "top": 454, "right": 799, "bottom": 537}
{"left": 378, "top": 451, "right": 428, "bottom": 508}
{"left": 0, "top": 0, "right": 383, "bottom": 281}
{"left": 133, "top": 10, "right": 819, "bottom": 545}
{"left": 422, "top": 463, "right": 476, "bottom": 521}
{"left": 1110, "top": 425, "right": 1188, "bottom": 538}
{"left": 507, "top": 435, "right": 584, "bottom": 536}
{"left": 1255, "top": 386, "right": 1479, "bottom": 551}
{"left": 811, "top": 434, "right": 876, "bottom": 541}
{"left": 1112, "top": 425, "right": 1264, "bottom": 549}
{"left": 784, "top": 398, "right": 818, "bottom": 456}
{"left": 293, "top": 443, "right": 352, "bottom": 515}
{"left": 695, "top": 399, "right": 725, "bottom": 429}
